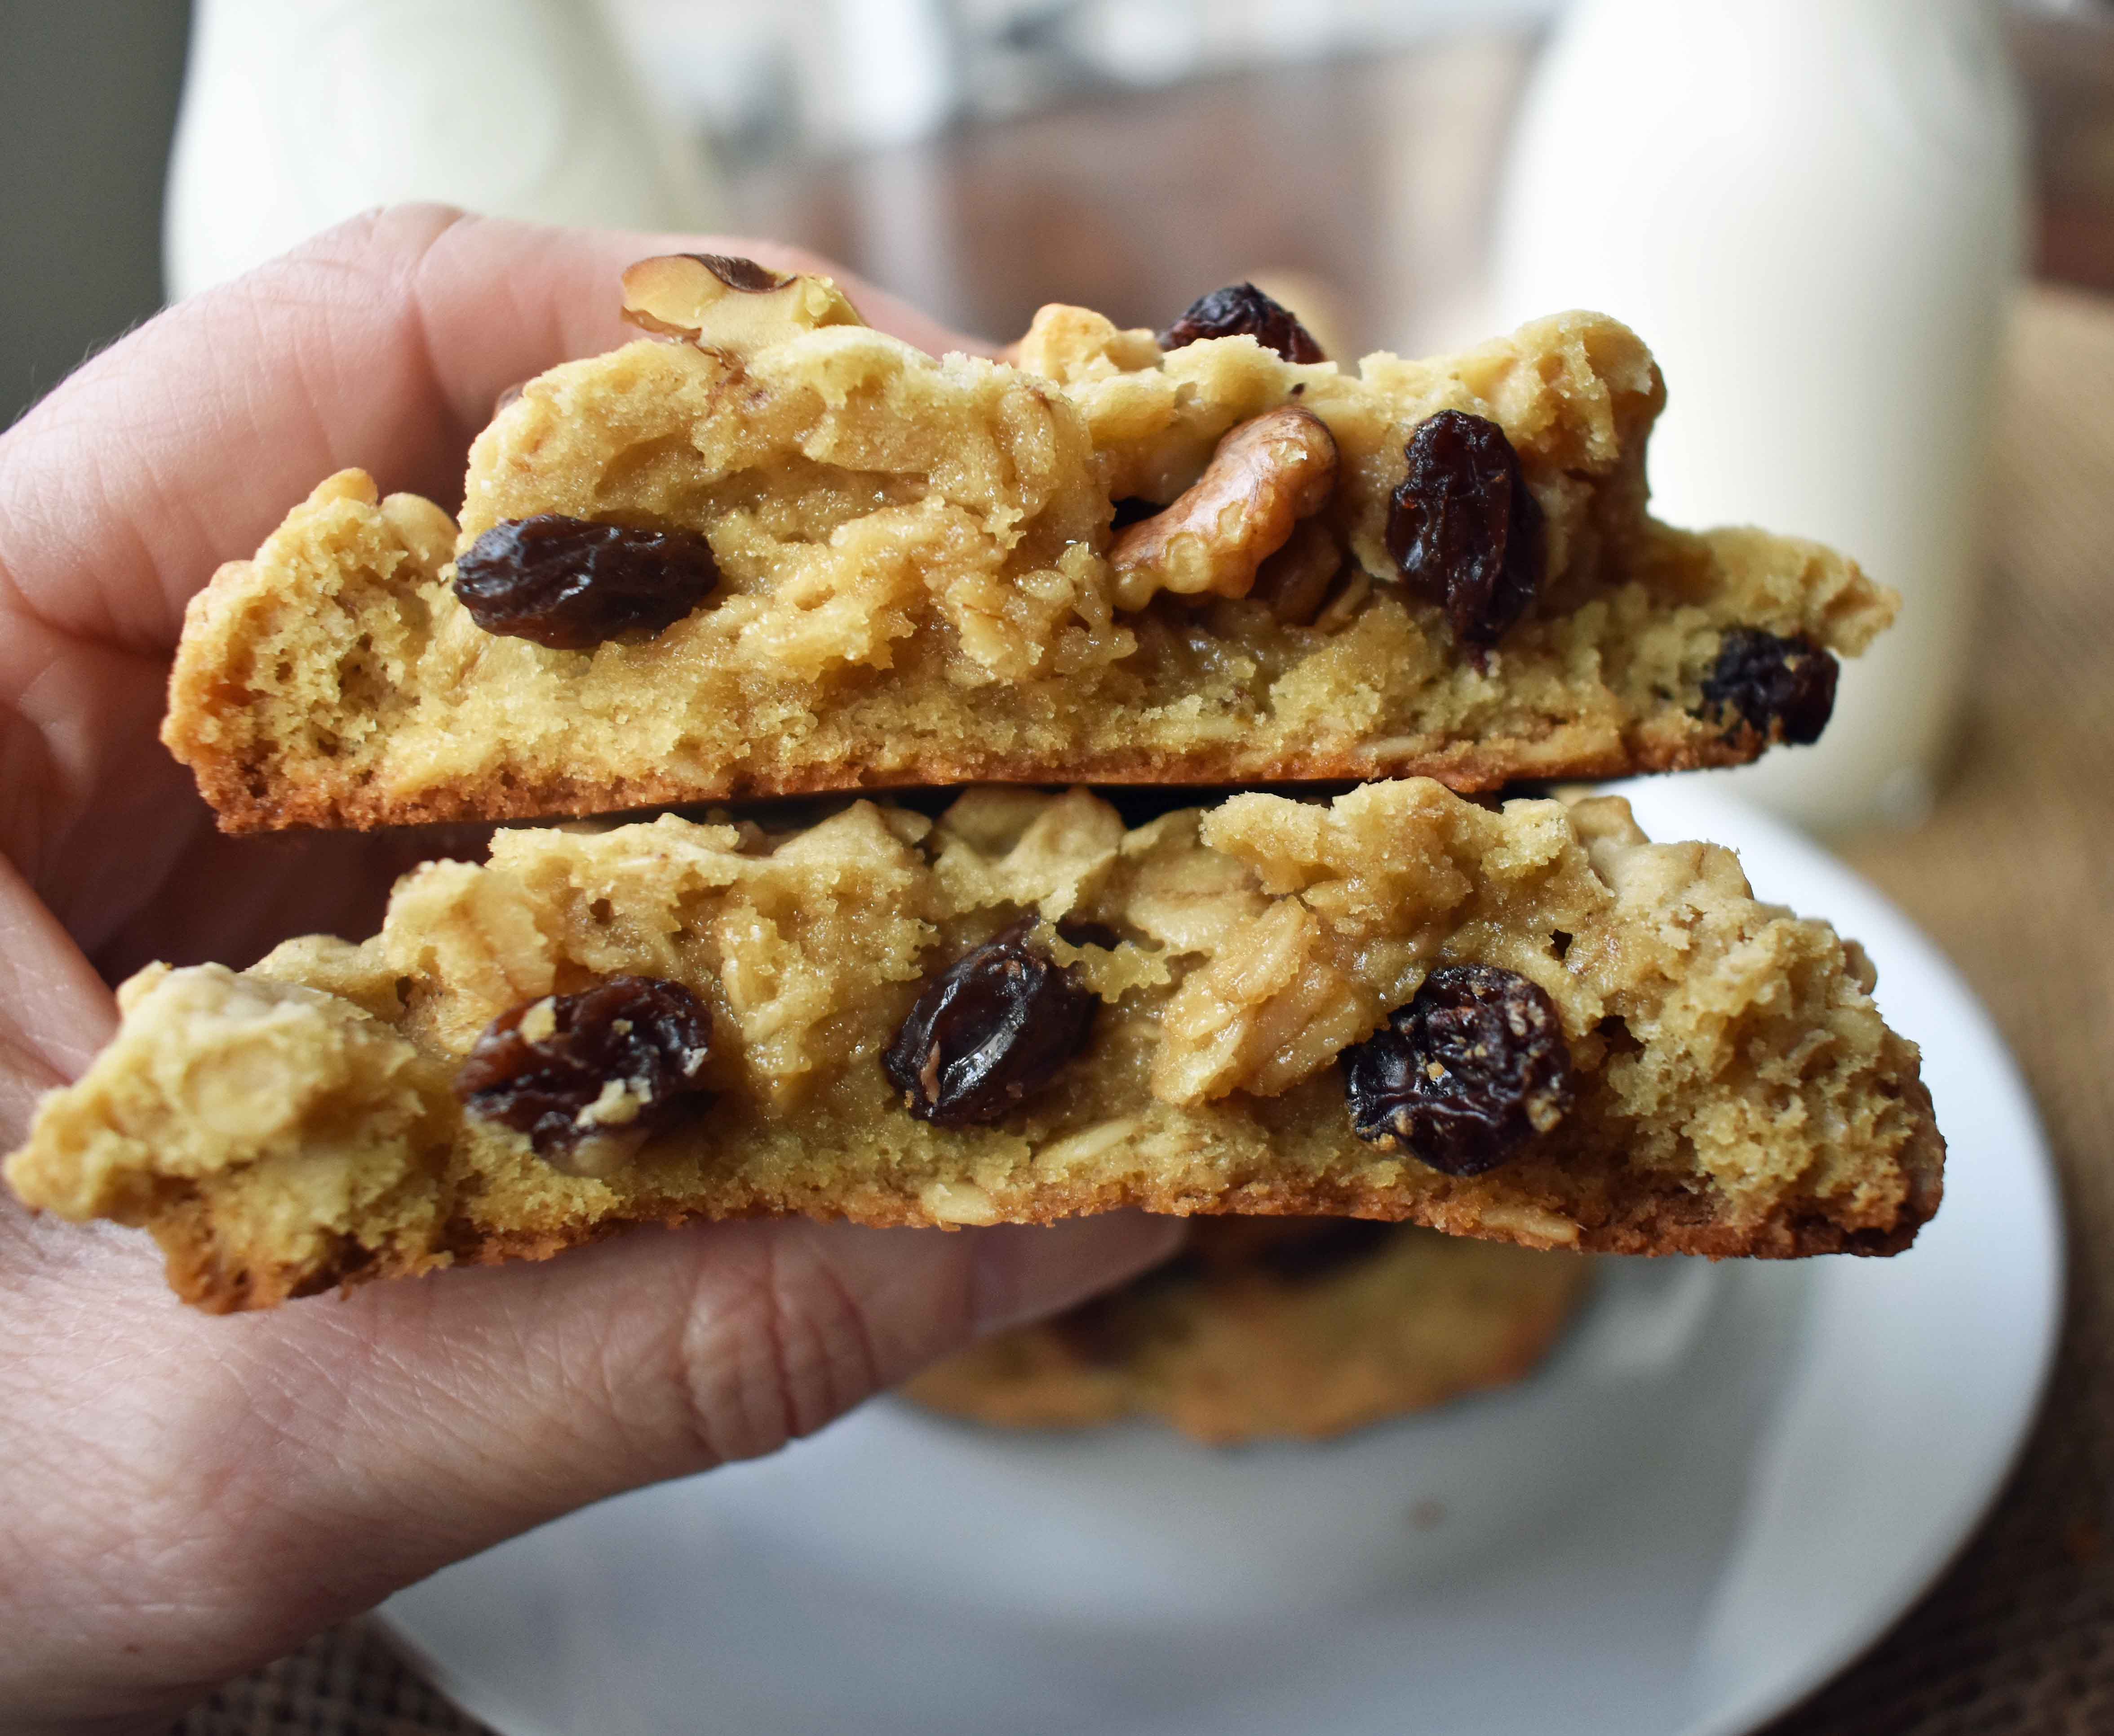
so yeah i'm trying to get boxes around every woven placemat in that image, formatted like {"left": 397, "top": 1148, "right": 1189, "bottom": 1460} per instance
{"left": 172, "top": 286, "right": 2114, "bottom": 1736}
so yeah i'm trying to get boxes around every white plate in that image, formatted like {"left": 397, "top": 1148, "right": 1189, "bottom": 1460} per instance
{"left": 381, "top": 785, "right": 2063, "bottom": 1736}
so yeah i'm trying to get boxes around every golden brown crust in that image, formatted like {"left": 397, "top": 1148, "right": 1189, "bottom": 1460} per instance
{"left": 438, "top": 1159, "right": 1930, "bottom": 1268}
{"left": 187, "top": 728, "right": 1765, "bottom": 835}
{"left": 420, "top": 1092, "right": 1946, "bottom": 1269}
{"left": 153, "top": 1123, "right": 1936, "bottom": 1313}
{"left": 145, "top": 1071, "right": 1942, "bottom": 1313}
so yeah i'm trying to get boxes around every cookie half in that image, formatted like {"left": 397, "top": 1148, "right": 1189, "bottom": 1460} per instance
{"left": 164, "top": 263, "right": 1893, "bottom": 832}
{"left": 5, "top": 781, "right": 1941, "bottom": 1310}
{"left": 905, "top": 1217, "right": 1591, "bottom": 1445}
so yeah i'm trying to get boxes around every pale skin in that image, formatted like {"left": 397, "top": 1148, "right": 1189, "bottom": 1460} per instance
{"left": 0, "top": 206, "right": 1183, "bottom": 1734}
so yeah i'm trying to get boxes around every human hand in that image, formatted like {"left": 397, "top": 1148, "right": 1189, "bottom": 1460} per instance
{"left": 0, "top": 206, "right": 1182, "bottom": 1735}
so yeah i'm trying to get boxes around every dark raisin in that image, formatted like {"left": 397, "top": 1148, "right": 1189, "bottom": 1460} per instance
{"left": 1110, "top": 496, "right": 1161, "bottom": 529}
{"left": 883, "top": 918, "right": 1097, "bottom": 1127}
{"left": 1697, "top": 628, "right": 1839, "bottom": 746}
{"left": 453, "top": 515, "right": 720, "bottom": 650}
{"left": 1342, "top": 964, "right": 1573, "bottom": 1176}
{"left": 455, "top": 976, "right": 714, "bottom": 1169}
{"left": 1384, "top": 409, "right": 1545, "bottom": 648}
{"left": 1158, "top": 284, "right": 1325, "bottom": 364}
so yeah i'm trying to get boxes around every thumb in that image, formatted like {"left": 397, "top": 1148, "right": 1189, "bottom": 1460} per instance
{"left": 280, "top": 1213, "right": 1181, "bottom": 1561}
{"left": 8, "top": 1209, "right": 1179, "bottom": 1725}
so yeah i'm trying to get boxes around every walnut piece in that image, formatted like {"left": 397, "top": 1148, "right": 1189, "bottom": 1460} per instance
{"left": 1251, "top": 516, "right": 1345, "bottom": 626}
{"left": 619, "top": 254, "right": 864, "bottom": 349}
{"left": 1108, "top": 406, "right": 1338, "bottom": 612}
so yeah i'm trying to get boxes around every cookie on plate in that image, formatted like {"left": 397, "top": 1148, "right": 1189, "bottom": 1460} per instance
{"left": 5, "top": 781, "right": 1941, "bottom": 1310}
{"left": 164, "top": 261, "right": 1891, "bottom": 832}
{"left": 906, "top": 1216, "right": 1590, "bottom": 1445}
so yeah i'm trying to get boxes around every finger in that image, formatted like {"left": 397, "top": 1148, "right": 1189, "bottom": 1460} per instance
{"left": 274, "top": 1212, "right": 1182, "bottom": 1556}
{"left": 2, "top": 1208, "right": 1180, "bottom": 1721}
{"left": 0, "top": 204, "right": 996, "bottom": 662}
{"left": 0, "top": 854, "right": 114, "bottom": 1140}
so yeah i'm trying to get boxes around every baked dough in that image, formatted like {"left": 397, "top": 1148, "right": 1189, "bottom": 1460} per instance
{"left": 5, "top": 781, "right": 1941, "bottom": 1310}
{"left": 163, "top": 266, "right": 1894, "bottom": 832}
{"left": 905, "top": 1217, "right": 1590, "bottom": 1444}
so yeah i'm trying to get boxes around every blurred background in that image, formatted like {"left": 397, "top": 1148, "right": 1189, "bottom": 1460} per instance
{"left": 9, "top": 0, "right": 2114, "bottom": 421}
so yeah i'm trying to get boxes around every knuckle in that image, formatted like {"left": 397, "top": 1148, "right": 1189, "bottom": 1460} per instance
{"left": 667, "top": 1229, "right": 886, "bottom": 1467}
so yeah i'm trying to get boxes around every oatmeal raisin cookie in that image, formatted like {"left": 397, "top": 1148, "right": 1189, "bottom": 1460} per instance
{"left": 163, "top": 263, "right": 1894, "bottom": 832}
{"left": 905, "top": 1217, "right": 1589, "bottom": 1444}
{"left": 5, "top": 781, "right": 1941, "bottom": 1310}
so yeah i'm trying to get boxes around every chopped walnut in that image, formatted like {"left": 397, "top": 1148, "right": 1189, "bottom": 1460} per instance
{"left": 1311, "top": 570, "right": 1372, "bottom": 634}
{"left": 620, "top": 254, "right": 864, "bottom": 348}
{"left": 1011, "top": 304, "right": 1166, "bottom": 386}
{"left": 1250, "top": 516, "right": 1345, "bottom": 626}
{"left": 1108, "top": 407, "right": 1339, "bottom": 612}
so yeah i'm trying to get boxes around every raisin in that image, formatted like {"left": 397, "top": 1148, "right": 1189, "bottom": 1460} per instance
{"left": 1341, "top": 965, "right": 1573, "bottom": 1176}
{"left": 1698, "top": 628, "right": 1839, "bottom": 745}
{"left": 453, "top": 515, "right": 720, "bottom": 650}
{"left": 455, "top": 976, "right": 714, "bottom": 1170}
{"left": 1384, "top": 409, "right": 1544, "bottom": 648}
{"left": 884, "top": 918, "right": 1098, "bottom": 1127}
{"left": 1158, "top": 284, "right": 1325, "bottom": 364}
